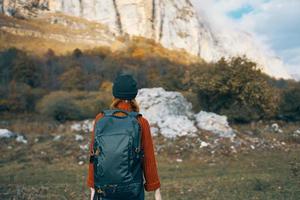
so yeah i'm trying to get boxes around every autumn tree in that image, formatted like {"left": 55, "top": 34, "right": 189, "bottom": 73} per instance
{"left": 37, "top": 91, "right": 82, "bottom": 122}
{"left": 191, "top": 56, "right": 279, "bottom": 122}
{"left": 72, "top": 48, "right": 83, "bottom": 58}
{"left": 0, "top": 48, "right": 23, "bottom": 86}
{"left": 59, "top": 66, "right": 86, "bottom": 90}
{"left": 12, "top": 54, "right": 41, "bottom": 87}
{"left": 279, "top": 82, "right": 300, "bottom": 121}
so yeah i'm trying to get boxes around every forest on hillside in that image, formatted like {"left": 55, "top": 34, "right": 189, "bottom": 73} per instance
{"left": 0, "top": 44, "right": 300, "bottom": 123}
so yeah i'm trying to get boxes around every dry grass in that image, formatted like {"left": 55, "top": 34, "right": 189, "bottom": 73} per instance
{"left": 0, "top": 14, "right": 112, "bottom": 55}
{"left": 0, "top": 119, "right": 300, "bottom": 199}
{"left": 0, "top": 30, "right": 92, "bottom": 55}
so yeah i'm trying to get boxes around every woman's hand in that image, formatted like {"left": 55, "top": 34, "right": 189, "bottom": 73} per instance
{"left": 90, "top": 187, "right": 95, "bottom": 200}
{"left": 155, "top": 188, "right": 162, "bottom": 200}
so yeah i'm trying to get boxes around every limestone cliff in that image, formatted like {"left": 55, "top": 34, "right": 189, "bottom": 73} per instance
{"left": 0, "top": 0, "right": 292, "bottom": 79}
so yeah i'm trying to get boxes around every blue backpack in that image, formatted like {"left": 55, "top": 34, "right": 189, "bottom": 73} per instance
{"left": 92, "top": 109, "right": 144, "bottom": 199}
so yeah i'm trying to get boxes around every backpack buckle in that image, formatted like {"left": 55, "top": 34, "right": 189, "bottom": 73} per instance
{"left": 97, "top": 188, "right": 105, "bottom": 196}
{"left": 135, "top": 148, "right": 140, "bottom": 153}
{"left": 135, "top": 148, "right": 141, "bottom": 159}
{"left": 95, "top": 147, "right": 101, "bottom": 156}
{"left": 107, "top": 184, "right": 117, "bottom": 193}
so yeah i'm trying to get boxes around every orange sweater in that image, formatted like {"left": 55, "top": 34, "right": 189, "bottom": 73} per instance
{"left": 87, "top": 101, "right": 161, "bottom": 191}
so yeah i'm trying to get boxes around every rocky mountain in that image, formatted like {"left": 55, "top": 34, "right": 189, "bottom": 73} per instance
{"left": 0, "top": 0, "right": 292, "bottom": 79}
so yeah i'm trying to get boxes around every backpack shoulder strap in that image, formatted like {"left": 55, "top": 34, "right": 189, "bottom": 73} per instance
{"left": 102, "top": 109, "right": 129, "bottom": 117}
{"left": 101, "top": 109, "right": 114, "bottom": 116}
{"left": 102, "top": 109, "right": 142, "bottom": 118}
{"left": 128, "top": 111, "right": 142, "bottom": 119}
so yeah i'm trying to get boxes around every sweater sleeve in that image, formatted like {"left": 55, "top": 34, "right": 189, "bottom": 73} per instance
{"left": 87, "top": 113, "right": 103, "bottom": 188}
{"left": 139, "top": 117, "right": 161, "bottom": 191}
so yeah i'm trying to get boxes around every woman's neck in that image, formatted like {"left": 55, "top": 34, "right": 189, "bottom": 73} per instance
{"left": 116, "top": 100, "right": 133, "bottom": 111}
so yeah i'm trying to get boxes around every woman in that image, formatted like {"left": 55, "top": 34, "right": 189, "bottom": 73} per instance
{"left": 87, "top": 74, "right": 162, "bottom": 200}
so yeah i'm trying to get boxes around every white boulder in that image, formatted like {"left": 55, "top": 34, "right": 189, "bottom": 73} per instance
{"left": 158, "top": 116, "right": 197, "bottom": 138}
{"left": 195, "top": 111, "right": 235, "bottom": 138}
{"left": 136, "top": 87, "right": 235, "bottom": 138}
{"left": 0, "top": 129, "right": 16, "bottom": 138}
{"left": 53, "top": 135, "right": 62, "bottom": 141}
{"left": 75, "top": 134, "right": 84, "bottom": 141}
{"left": 136, "top": 88, "right": 197, "bottom": 138}
{"left": 16, "top": 135, "right": 28, "bottom": 144}
{"left": 0, "top": 129, "right": 28, "bottom": 144}
{"left": 293, "top": 129, "right": 300, "bottom": 137}
{"left": 78, "top": 161, "right": 84, "bottom": 165}
{"left": 71, "top": 120, "right": 93, "bottom": 133}
{"left": 70, "top": 123, "right": 81, "bottom": 132}
{"left": 200, "top": 141, "right": 209, "bottom": 148}
{"left": 271, "top": 123, "right": 283, "bottom": 133}
{"left": 79, "top": 144, "right": 89, "bottom": 151}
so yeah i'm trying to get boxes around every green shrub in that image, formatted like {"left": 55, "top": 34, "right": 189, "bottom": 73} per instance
{"left": 1, "top": 81, "right": 45, "bottom": 113}
{"left": 37, "top": 91, "right": 82, "bottom": 122}
{"left": 59, "top": 66, "right": 86, "bottom": 90}
{"left": 72, "top": 91, "right": 111, "bottom": 118}
{"left": 191, "top": 57, "right": 279, "bottom": 122}
{"left": 279, "top": 84, "right": 300, "bottom": 121}
{"left": 36, "top": 91, "right": 111, "bottom": 121}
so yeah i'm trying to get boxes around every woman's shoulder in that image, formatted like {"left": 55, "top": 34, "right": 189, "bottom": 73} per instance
{"left": 93, "top": 111, "right": 149, "bottom": 126}
{"left": 93, "top": 112, "right": 104, "bottom": 125}
{"left": 95, "top": 112, "right": 104, "bottom": 120}
{"left": 137, "top": 115, "right": 150, "bottom": 127}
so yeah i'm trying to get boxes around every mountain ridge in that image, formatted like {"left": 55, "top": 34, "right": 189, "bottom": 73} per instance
{"left": 0, "top": 0, "right": 292, "bottom": 79}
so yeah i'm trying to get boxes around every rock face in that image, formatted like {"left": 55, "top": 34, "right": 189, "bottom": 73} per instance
{"left": 136, "top": 87, "right": 198, "bottom": 138}
{"left": 136, "top": 87, "right": 235, "bottom": 138}
{"left": 0, "top": 128, "right": 16, "bottom": 138}
{"left": 0, "top": 0, "right": 49, "bottom": 17}
{"left": 0, "top": 128, "right": 28, "bottom": 143}
{"left": 0, "top": 0, "right": 291, "bottom": 79}
{"left": 71, "top": 120, "right": 93, "bottom": 133}
{"left": 0, "top": 0, "right": 204, "bottom": 60}
{"left": 195, "top": 111, "right": 234, "bottom": 138}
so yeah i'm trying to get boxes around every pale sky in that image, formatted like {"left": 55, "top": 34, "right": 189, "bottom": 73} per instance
{"left": 191, "top": 0, "right": 300, "bottom": 79}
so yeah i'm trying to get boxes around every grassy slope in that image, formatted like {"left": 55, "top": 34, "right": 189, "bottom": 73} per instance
{"left": 0, "top": 136, "right": 299, "bottom": 199}
{"left": 0, "top": 14, "right": 109, "bottom": 55}
{"left": 0, "top": 118, "right": 299, "bottom": 199}
{"left": 158, "top": 150, "right": 300, "bottom": 200}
